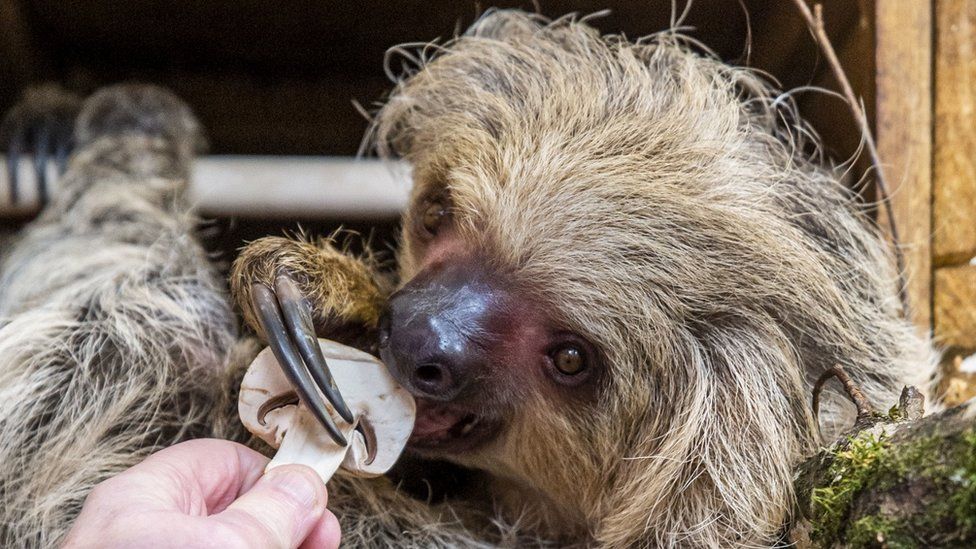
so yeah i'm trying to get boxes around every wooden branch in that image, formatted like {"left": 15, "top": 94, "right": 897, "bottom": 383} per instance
{"left": 790, "top": 0, "right": 909, "bottom": 314}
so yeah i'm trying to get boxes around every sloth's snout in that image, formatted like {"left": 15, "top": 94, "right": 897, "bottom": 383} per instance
{"left": 379, "top": 262, "right": 503, "bottom": 402}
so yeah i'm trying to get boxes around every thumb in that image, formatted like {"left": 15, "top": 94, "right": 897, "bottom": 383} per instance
{"left": 210, "top": 465, "right": 328, "bottom": 549}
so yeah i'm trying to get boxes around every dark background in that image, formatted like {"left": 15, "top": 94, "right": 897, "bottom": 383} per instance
{"left": 0, "top": 0, "right": 875, "bottom": 258}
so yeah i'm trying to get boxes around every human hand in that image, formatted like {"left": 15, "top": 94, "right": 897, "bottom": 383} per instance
{"left": 62, "top": 439, "right": 340, "bottom": 549}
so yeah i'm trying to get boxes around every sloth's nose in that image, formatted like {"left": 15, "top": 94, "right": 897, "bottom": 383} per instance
{"left": 379, "top": 263, "right": 500, "bottom": 402}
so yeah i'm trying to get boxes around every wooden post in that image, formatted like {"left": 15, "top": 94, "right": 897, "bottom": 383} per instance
{"left": 933, "top": 0, "right": 976, "bottom": 405}
{"left": 934, "top": 0, "right": 976, "bottom": 351}
{"left": 874, "top": 0, "right": 934, "bottom": 331}
{"left": 934, "top": 0, "right": 976, "bottom": 269}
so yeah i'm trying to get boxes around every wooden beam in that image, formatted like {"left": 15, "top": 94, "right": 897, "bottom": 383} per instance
{"left": 934, "top": 0, "right": 976, "bottom": 267}
{"left": 0, "top": 157, "right": 411, "bottom": 220}
{"left": 874, "top": 0, "right": 933, "bottom": 330}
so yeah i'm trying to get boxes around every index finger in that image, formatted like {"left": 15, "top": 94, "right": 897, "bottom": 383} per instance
{"left": 114, "top": 439, "right": 270, "bottom": 514}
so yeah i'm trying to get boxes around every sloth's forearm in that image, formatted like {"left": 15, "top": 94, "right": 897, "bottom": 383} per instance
{"left": 0, "top": 86, "right": 245, "bottom": 547}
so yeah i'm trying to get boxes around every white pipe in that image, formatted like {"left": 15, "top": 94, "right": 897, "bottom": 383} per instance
{"left": 0, "top": 156, "right": 412, "bottom": 219}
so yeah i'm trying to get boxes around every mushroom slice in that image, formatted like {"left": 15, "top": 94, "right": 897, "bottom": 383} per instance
{"left": 239, "top": 339, "right": 415, "bottom": 481}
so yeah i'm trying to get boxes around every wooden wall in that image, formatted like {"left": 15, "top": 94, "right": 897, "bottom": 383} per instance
{"left": 876, "top": 0, "right": 976, "bottom": 403}
{"left": 875, "top": 0, "right": 933, "bottom": 330}
{"left": 933, "top": 0, "right": 976, "bottom": 403}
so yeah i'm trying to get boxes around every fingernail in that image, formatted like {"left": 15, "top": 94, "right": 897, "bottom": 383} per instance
{"left": 264, "top": 466, "right": 319, "bottom": 507}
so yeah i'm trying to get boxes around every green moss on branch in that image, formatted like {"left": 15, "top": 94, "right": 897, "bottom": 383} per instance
{"left": 793, "top": 401, "right": 976, "bottom": 548}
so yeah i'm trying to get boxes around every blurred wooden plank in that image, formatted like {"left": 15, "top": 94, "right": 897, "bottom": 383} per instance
{"left": 934, "top": 264, "right": 976, "bottom": 349}
{"left": 934, "top": 0, "right": 976, "bottom": 266}
{"left": 874, "top": 0, "right": 933, "bottom": 330}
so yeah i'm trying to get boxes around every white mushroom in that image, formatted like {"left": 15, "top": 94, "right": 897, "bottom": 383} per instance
{"left": 239, "top": 339, "right": 415, "bottom": 482}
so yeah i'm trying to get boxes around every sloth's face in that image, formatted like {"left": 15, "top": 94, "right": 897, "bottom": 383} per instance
{"left": 379, "top": 172, "right": 614, "bottom": 484}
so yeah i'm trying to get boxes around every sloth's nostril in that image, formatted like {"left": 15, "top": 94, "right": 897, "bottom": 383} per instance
{"left": 416, "top": 364, "right": 444, "bottom": 385}
{"left": 410, "top": 362, "right": 458, "bottom": 398}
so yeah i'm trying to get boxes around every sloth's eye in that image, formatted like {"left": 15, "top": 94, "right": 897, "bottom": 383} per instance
{"left": 551, "top": 344, "right": 586, "bottom": 375}
{"left": 421, "top": 200, "right": 448, "bottom": 236}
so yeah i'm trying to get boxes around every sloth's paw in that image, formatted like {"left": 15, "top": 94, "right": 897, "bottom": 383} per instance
{"left": 74, "top": 84, "right": 206, "bottom": 152}
{"left": 0, "top": 84, "right": 81, "bottom": 204}
{"left": 230, "top": 235, "right": 387, "bottom": 443}
{"left": 231, "top": 236, "right": 386, "bottom": 346}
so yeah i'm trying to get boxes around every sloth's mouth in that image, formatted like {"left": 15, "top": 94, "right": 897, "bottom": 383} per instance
{"left": 408, "top": 398, "right": 500, "bottom": 454}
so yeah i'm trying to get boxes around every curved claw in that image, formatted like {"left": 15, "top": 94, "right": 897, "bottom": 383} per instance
{"left": 54, "top": 130, "right": 72, "bottom": 173}
{"left": 4, "top": 117, "right": 23, "bottom": 204}
{"left": 33, "top": 120, "right": 50, "bottom": 204}
{"left": 274, "top": 275, "right": 355, "bottom": 424}
{"left": 251, "top": 283, "right": 348, "bottom": 447}
{"left": 1, "top": 87, "right": 81, "bottom": 206}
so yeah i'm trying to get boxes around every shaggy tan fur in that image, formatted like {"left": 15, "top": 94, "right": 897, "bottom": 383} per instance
{"left": 231, "top": 235, "right": 389, "bottom": 342}
{"left": 366, "top": 10, "right": 937, "bottom": 546}
{"left": 0, "top": 10, "right": 937, "bottom": 549}
{"left": 0, "top": 85, "right": 500, "bottom": 548}
{"left": 0, "top": 85, "right": 248, "bottom": 546}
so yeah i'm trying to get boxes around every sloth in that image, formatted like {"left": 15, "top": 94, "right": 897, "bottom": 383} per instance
{"left": 0, "top": 10, "right": 937, "bottom": 548}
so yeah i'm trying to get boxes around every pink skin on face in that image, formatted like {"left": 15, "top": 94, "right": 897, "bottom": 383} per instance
{"left": 384, "top": 230, "right": 577, "bottom": 457}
